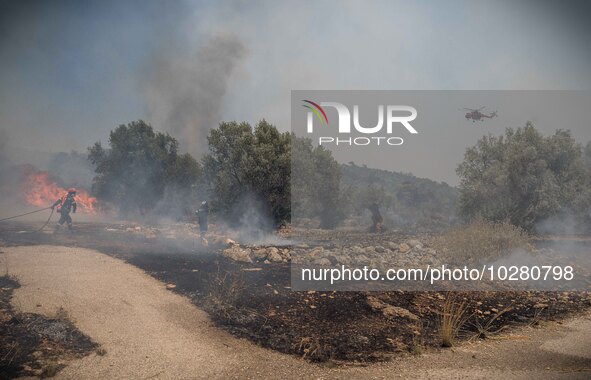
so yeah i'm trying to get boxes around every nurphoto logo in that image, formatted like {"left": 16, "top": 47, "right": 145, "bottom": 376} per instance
{"left": 303, "top": 99, "right": 418, "bottom": 146}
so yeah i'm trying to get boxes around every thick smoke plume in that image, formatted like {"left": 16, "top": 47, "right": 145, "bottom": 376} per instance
{"left": 144, "top": 34, "right": 247, "bottom": 154}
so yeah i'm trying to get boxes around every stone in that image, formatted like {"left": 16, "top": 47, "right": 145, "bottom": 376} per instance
{"left": 399, "top": 243, "right": 411, "bottom": 253}
{"left": 310, "top": 247, "right": 324, "bottom": 257}
{"left": 406, "top": 239, "right": 422, "bottom": 248}
{"left": 366, "top": 296, "right": 419, "bottom": 321}
{"left": 267, "top": 248, "right": 283, "bottom": 263}
{"left": 314, "top": 257, "right": 331, "bottom": 266}
{"left": 222, "top": 246, "right": 252, "bottom": 263}
{"left": 252, "top": 248, "right": 268, "bottom": 260}
{"left": 351, "top": 246, "right": 364, "bottom": 254}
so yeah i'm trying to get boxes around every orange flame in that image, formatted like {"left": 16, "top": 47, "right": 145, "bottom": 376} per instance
{"left": 23, "top": 171, "right": 98, "bottom": 214}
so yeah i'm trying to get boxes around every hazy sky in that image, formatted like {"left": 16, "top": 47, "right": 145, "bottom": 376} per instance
{"left": 1, "top": 0, "right": 590, "bottom": 183}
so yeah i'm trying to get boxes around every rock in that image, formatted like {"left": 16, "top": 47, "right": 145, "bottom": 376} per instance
{"left": 267, "top": 248, "right": 283, "bottom": 263}
{"left": 333, "top": 254, "right": 351, "bottom": 265}
{"left": 406, "top": 239, "right": 422, "bottom": 248}
{"left": 398, "top": 243, "right": 411, "bottom": 253}
{"left": 534, "top": 303, "right": 549, "bottom": 309}
{"left": 424, "top": 248, "right": 437, "bottom": 255}
{"left": 351, "top": 246, "right": 364, "bottom": 254}
{"left": 314, "top": 258, "right": 331, "bottom": 266}
{"left": 387, "top": 241, "right": 399, "bottom": 250}
{"left": 374, "top": 246, "right": 386, "bottom": 253}
{"left": 382, "top": 305, "right": 419, "bottom": 321}
{"left": 222, "top": 246, "right": 252, "bottom": 263}
{"left": 280, "top": 249, "right": 292, "bottom": 260}
{"left": 309, "top": 247, "right": 324, "bottom": 257}
{"left": 252, "top": 248, "right": 268, "bottom": 260}
{"left": 366, "top": 296, "right": 418, "bottom": 321}
{"left": 224, "top": 238, "right": 237, "bottom": 246}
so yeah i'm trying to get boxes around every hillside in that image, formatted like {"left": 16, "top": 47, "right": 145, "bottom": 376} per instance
{"left": 340, "top": 163, "right": 459, "bottom": 231}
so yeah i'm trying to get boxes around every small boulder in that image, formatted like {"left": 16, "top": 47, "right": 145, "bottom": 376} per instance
{"left": 267, "top": 247, "right": 283, "bottom": 263}
{"left": 366, "top": 296, "right": 418, "bottom": 321}
{"left": 223, "top": 246, "right": 252, "bottom": 263}
{"left": 310, "top": 247, "right": 324, "bottom": 257}
{"left": 398, "top": 243, "right": 411, "bottom": 253}
{"left": 313, "top": 257, "right": 331, "bottom": 266}
{"left": 252, "top": 248, "right": 268, "bottom": 260}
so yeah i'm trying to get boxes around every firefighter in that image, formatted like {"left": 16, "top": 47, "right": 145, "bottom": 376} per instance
{"left": 51, "top": 188, "right": 77, "bottom": 231}
{"left": 196, "top": 201, "right": 209, "bottom": 245}
{"left": 368, "top": 203, "right": 383, "bottom": 233}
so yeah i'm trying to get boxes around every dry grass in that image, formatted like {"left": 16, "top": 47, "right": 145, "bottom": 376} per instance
{"left": 207, "top": 270, "right": 245, "bottom": 306}
{"left": 410, "top": 320, "right": 424, "bottom": 355}
{"left": 439, "top": 294, "right": 471, "bottom": 348}
{"left": 297, "top": 337, "right": 332, "bottom": 361}
{"left": 434, "top": 218, "right": 532, "bottom": 264}
{"left": 471, "top": 305, "right": 513, "bottom": 339}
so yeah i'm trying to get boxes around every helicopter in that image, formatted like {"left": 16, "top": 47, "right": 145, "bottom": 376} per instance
{"left": 463, "top": 106, "right": 497, "bottom": 122}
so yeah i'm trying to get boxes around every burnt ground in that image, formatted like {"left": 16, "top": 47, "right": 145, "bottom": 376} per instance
{"left": 0, "top": 275, "right": 98, "bottom": 379}
{"left": 0, "top": 221, "right": 590, "bottom": 364}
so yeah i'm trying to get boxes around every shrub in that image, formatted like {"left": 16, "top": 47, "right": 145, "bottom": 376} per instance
{"left": 439, "top": 294, "right": 471, "bottom": 348}
{"left": 435, "top": 218, "right": 531, "bottom": 264}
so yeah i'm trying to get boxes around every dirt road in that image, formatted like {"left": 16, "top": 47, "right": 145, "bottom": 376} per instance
{"left": 1, "top": 245, "right": 590, "bottom": 379}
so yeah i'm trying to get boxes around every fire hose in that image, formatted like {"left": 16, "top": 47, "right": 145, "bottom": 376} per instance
{"left": 0, "top": 206, "right": 55, "bottom": 232}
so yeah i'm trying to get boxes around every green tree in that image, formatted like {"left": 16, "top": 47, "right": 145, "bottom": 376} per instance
{"left": 291, "top": 136, "right": 343, "bottom": 228}
{"left": 457, "top": 123, "right": 587, "bottom": 231}
{"left": 88, "top": 120, "right": 202, "bottom": 217}
{"left": 202, "top": 120, "right": 291, "bottom": 227}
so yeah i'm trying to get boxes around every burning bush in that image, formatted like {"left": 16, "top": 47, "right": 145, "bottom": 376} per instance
{"left": 22, "top": 168, "right": 97, "bottom": 214}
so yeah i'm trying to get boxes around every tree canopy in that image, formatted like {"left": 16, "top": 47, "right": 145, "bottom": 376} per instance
{"left": 457, "top": 123, "right": 590, "bottom": 232}
{"left": 202, "top": 120, "right": 291, "bottom": 227}
{"left": 88, "top": 120, "right": 201, "bottom": 217}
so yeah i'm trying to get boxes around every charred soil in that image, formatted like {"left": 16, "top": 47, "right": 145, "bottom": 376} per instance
{"left": 0, "top": 222, "right": 590, "bottom": 364}
{"left": 0, "top": 275, "right": 98, "bottom": 379}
